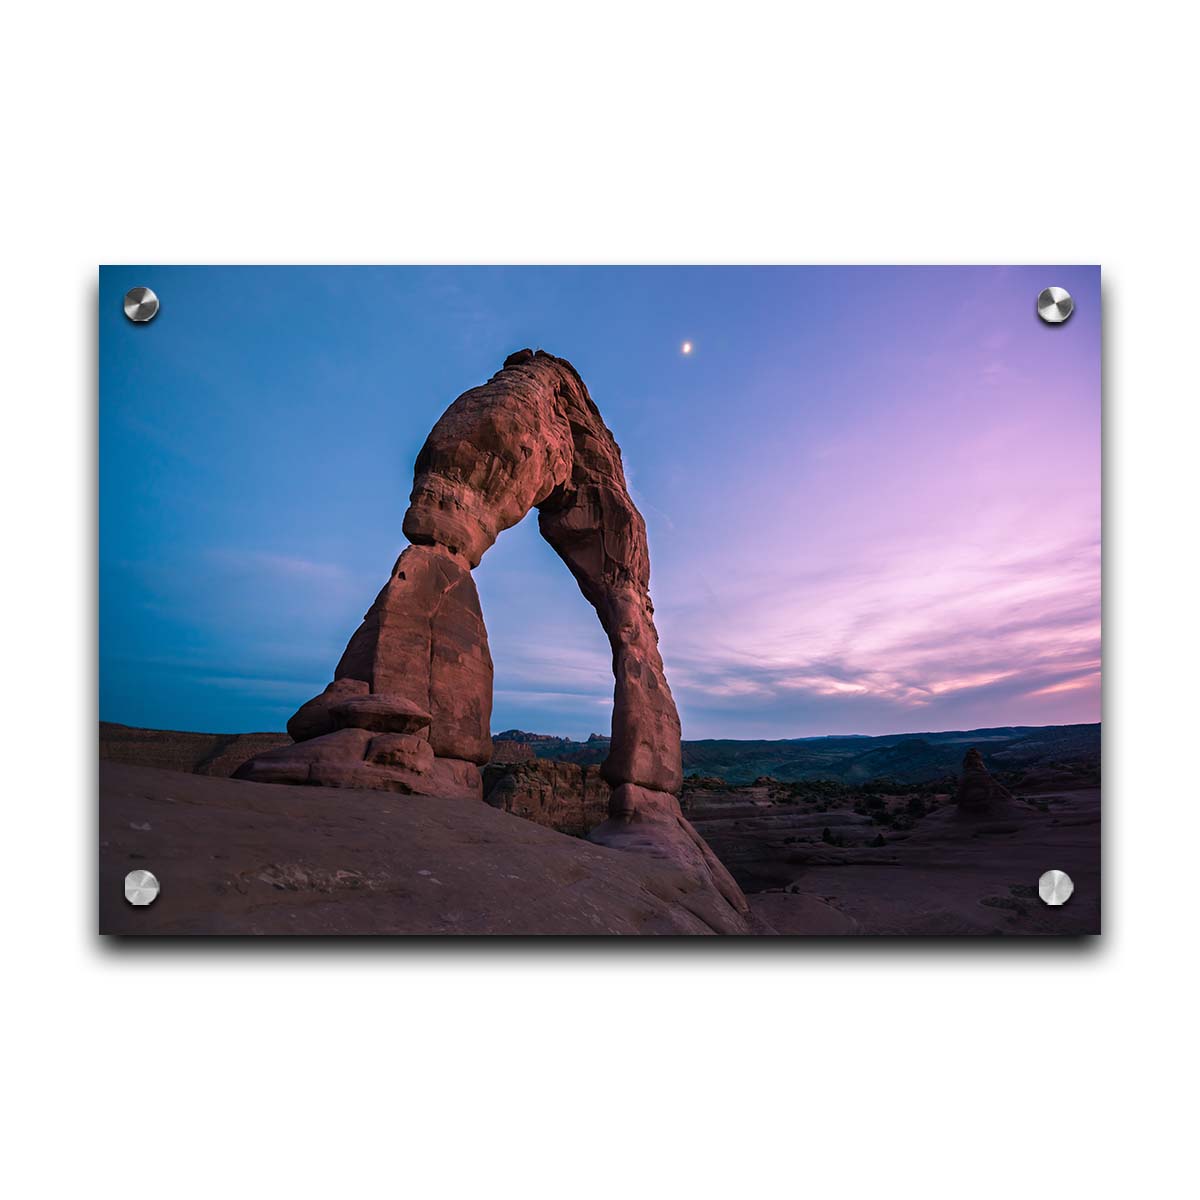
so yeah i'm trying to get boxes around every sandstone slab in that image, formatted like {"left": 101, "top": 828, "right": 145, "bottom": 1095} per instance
{"left": 589, "top": 783, "right": 751, "bottom": 925}
{"left": 100, "top": 764, "right": 754, "bottom": 935}
{"left": 287, "top": 678, "right": 369, "bottom": 743}
{"left": 330, "top": 693, "right": 432, "bottom": 735}
{"left": 233, "top": 729, "right": 480, "bottom": 800}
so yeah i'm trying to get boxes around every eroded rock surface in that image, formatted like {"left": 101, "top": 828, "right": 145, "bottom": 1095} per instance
{"left": 589, "top": 784, "right": 751, "bottom": 918}
{"left": 333, "top": 543, "right": 493, "bottom": 764}
{"left": 402, "top": 348, "right": 684, "bottom": 795}
{"left": 482, "top": 759, "right": 611, "bottom": 837}
{"left": 234, "top": 728, "right": 481, "bottom": 801}
{"left": 487, "top": 739, "right": 536, "bottom": 765}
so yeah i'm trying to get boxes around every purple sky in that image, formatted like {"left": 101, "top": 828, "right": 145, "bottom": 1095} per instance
{"left": 101, "top": 266, "right": 1100, "bottom": 738}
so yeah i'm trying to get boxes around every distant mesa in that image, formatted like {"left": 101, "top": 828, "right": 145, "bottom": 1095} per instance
{"left": 233, "top": 349, "right": 750, "bottom": 929}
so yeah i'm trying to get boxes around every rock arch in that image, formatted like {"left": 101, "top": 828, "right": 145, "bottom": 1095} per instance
{"left": 236, "top": 350, "right": 748, "bottom": 925}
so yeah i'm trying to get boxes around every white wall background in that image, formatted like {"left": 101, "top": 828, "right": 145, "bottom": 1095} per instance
{"left": 2, "top": 3, "right": 1195, "bottom": 1196}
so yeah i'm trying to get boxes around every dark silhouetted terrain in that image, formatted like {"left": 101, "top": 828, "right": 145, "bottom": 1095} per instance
{"left": 495, "top": 723, "right": 1100, "bottom": 789}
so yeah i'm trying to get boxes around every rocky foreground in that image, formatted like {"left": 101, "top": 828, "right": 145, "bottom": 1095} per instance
{"left": 100, "top": 763, "right": 778, "bottom": 935}
{"left": 100, "top": 730, "right": 1099, "bottom": 936}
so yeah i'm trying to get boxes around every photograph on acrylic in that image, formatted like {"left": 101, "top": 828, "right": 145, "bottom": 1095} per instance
{"left": 100, "top": 266, "right": 1100, "bottom": 936}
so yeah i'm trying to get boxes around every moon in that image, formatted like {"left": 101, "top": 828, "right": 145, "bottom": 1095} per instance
{"left": 681, "top": 340, "right": 693, "bottom": 355}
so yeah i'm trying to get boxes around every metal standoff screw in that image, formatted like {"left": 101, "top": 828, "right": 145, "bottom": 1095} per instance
{"left": 1037, "top": 286, "right": 1073, "bottom": 324}
{"left": 124, "top": 869, "right": 160, "bottom": 906}
{"left": 1038, "top": 869, "right": 1074, "bottom": 906}
{"left": 123, "top": 286, "right": 159, "bottom": 323}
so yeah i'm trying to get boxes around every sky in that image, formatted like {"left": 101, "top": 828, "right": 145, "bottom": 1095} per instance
{"left": 100, "top": 266, "right": 1101, "bottom": 739}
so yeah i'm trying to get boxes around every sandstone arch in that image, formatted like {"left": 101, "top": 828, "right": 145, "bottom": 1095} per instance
{"left": 236, "top": 350, "right": 749, "bottom": 926}
{"left": 402, "top": 347, "right": 684, "bottom": 797}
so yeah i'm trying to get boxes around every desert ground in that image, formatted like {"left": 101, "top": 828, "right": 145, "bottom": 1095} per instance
{"left": 100, "top": 762, "right": 770, "bottom": 935}
{"left": 100, "top": 723, "right": 1099, "bottom": 936}
{"left": 684, "top": 781, "right": 1099, "bottom": 935}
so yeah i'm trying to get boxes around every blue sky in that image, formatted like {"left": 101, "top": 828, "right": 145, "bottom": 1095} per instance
{"left": 100, "top": 266, "right": 1100, "bottom": 738}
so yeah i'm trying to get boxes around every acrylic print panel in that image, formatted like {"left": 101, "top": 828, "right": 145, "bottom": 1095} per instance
{"left": 99, "top": 266, "right": 1101, "bottom": 936}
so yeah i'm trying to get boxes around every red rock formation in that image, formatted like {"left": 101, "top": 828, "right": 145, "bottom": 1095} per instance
{"left": 286, "top": 678, "right": 369, "bottom": 742}
{"left": 234, "top": 350, "right": 749, "bottom": 927}
{"left": 590, "top": 783, "right": 750, "bottom": 917}
{"left": 954, "top": 748, "right": 1015, "bottom": 812}
{"left": 235, "top": 544, "right": 492, "bottom": 799}
{"left": 487, "top": 739, "right": 536, "bottom": 765}
{"left": 333, "top": 543, "right": 493, "bottom": 764}
{"left": 482, "top": 759, "right": 611, "bottom": 837}
{"left": 403, "top": 348, "right": 683, "bottom": 794}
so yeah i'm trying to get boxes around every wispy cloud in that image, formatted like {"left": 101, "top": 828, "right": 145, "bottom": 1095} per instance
{"left": 656, "top": 530, "right": 1100, "bottom": 736}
